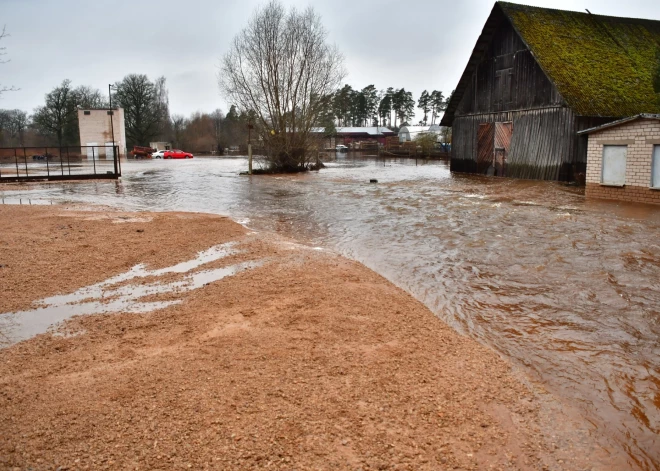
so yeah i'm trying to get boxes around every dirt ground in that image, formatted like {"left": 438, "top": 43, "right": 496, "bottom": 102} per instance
{"left": 0, "top": 205, "right": 581, "bottom": 470}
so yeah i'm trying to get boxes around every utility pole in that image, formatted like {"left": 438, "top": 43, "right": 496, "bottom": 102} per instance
{"left": 108, "top": 84, "right": 118, "bottom": 175}
{"left": 247, "top": 122, "right": 254, "bottom": 175}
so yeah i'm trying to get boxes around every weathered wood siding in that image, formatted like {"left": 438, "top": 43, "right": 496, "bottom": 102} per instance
{"left": 455, "top": 20, "right": 564, "bottom": 116}
{"left": 450, "top": 18, "right": 590, "bottom": 181}
{"left": 452, "top": 108, "right": 576, "bottom": 180}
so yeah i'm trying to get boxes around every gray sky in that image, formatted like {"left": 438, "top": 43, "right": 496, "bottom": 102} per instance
{"left": 1, "top": 0, "right": 659, "bottom": 122}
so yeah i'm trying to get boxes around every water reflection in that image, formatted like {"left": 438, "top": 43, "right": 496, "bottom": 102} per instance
{"left": 2, "top": 154, "right": 659, "bottom": 469}
{"left": 0, "top": 241, "right": 262, "bottom": 345}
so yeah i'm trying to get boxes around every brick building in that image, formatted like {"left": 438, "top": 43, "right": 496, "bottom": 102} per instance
{"left": 77, "top": 108, "right": 127, "bottom": 159}
{"left": 579, "top": 115, "right": 660, "bottom": 205}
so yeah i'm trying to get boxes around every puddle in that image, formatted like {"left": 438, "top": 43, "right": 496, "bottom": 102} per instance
{"left": 0, "top": 242, "right": 262, "bottom": 346}
{"left": 3, "top": 155, "right": 660, "bottom": 469}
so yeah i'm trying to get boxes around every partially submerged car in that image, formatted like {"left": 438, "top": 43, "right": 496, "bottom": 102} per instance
{"left": 163, "top": 149, "right": 193, "bottom": 159}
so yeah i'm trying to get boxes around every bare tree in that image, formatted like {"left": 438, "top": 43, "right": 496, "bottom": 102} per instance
{"left": 32, "top": 80, "right": 79, "bottom": 147}
{"left": 113, "top": 74, "right": 165, "bottom": 147}
{"left": 74, "top": 85, "right": 106, "bottom": 109}
{"left": 154, "top": 76, "right": 172, "bottom": 139}
{"left": 0, "top": 109, "right": 10, "bottom": 144}
{"left": 219, "top": 0, "right": 345, "bottom": 172}
{"left": 211, "top": 109, "right": 225, "bottom": 152}
{"left": 170, "top": 114, "right": 188, "bottom": 149}
{"left": 1, "top": 109, "right": 28, "bottom": 146}
{"left": 0, "top": 26, "right": 17, "bottom": 97}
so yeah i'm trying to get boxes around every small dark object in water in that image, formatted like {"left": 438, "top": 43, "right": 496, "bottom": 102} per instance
{"left": 239, "top": 171, "right": 250, "bottom": 175}
{"left": 370, "top": 179, "right": 378, "bottom": 183}
{"left": 136, "top": 229, "right": 144, "bottom": 233}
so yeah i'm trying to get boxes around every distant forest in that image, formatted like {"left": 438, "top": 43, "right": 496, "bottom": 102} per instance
{"left": 324, "top": 85, "right": 450, "bottom": 129}
{"left": 0, "top": 78, "right": 451, "bottom": 153}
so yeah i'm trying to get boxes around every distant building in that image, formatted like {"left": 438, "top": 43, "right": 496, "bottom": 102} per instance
{"left": 399, "top": 125, "right": 442, "bottom": 143}
{"left": 312, "top": 126, "right": 396, "bottom": 149}
{"left": 78, "top": 108, "right": 127, "bottom": 159}
{"left": 150, "top": 142, "right": 172, "bottom": 151}
{"left": 579, "top": 114, "right": 660, "bottom": 205}
{"left": 441, "top": 2, "right": 660, "bottom": 181}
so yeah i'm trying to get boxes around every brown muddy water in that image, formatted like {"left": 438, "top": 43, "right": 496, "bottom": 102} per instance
{"left": 2, "top": 155, "right": 660, "bottom": 470}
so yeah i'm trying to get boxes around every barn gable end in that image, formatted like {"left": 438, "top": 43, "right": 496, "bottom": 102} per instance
{"left": 443, "top": 2, "right": 660, "bottom": 182}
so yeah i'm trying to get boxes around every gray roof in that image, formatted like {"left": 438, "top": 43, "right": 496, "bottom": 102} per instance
{"left": 310, "top": 126, "right": 395, "bottom": 135}
{"left": 336, "top": 127, "right": 395, "bottom": 135}
{"left": 577, "top": 114, "right": 660, "bottom": 135}
{"left": 399, "top": 125, "right": 441, "bottom": 133}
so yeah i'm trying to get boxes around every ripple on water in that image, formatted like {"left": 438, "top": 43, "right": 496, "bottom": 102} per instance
{"left": 1, "top": 155, "right": 660, "bottom": 469}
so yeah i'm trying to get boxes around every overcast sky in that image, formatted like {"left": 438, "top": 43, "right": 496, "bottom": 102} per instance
{"left": 1, "top": 0, "right": 659, "bottom": 122}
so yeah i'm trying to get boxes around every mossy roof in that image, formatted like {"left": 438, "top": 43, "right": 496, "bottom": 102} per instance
{"left": 500, "top": 2, "right": 660, "bottom": 117}
{"left": 441, "top": 2, "right": 660, "bottom": 125}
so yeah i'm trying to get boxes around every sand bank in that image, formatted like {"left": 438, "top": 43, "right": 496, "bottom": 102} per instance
{"left": 0, "top": 205, "right": 580, "bottom": 470}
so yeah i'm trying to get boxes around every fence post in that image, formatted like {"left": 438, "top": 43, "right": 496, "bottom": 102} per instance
{"left": 23, "top": 147, "right": 28, "bottom": 177}
{"left": 92, "top": 146, "right": 96, "bottom": 174}
{"left": 113, "top": 145, "right": 118, "bottom": 175}
{"left": 45, "top": 147, "right": 50, "bottom": 177}
{"left": 57, "top": 147, "right": 64, "bottom": 176}
{"left": 66, "top": 147, "right": 71, "bottom": 175}
{"left": 14, "top": 148, "right": 19, "bottom": 178}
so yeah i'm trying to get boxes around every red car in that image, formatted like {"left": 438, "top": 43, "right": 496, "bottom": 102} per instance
{"left": 163, "top": 149, "right": 194, "bottom": 159}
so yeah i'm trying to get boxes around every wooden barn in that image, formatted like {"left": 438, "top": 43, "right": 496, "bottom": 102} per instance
{"left": 440, "top": 2, "right": 660, "bottom": 181}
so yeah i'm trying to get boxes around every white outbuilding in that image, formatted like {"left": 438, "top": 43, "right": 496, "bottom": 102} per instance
{"left": 398, "top": 124, "right": 442, "bottom": 143}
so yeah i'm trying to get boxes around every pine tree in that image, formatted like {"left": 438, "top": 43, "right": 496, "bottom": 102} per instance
{"left": 429, "top": 90, "right": 445, "bottom": 124}
{"left": 417, "top": 90, "right": 431, "bottom": 125}
{"left": 378, "top": 94, "right": 391, "bottom": 127}
{"left": 385, "top": 87, "right": 395, "bottom": 128}
{"left": 361, "top": 85, "right": 378, "bottom": 127}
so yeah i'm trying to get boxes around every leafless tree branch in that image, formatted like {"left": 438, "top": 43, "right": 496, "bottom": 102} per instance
{"left": 0, "top": 25, "right": 18, "bottom": 96}
{"left": 218, "top": 1, "right": 345, "bottom": 171}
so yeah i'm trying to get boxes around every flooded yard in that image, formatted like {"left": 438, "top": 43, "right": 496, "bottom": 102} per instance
{"left": 2, "top": 155, "right": 660, "bottom": 470}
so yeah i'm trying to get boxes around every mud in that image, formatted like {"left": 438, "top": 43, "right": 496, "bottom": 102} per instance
{"left": 2, "top": 155, "right": 660, "bottom": 469}
{"left": 0, "top": 205, "right": 592, "bottom": 470}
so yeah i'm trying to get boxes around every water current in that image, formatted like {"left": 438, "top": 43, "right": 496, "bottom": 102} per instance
{"left": 1, "top": 155, "right": 659, "bottom": 470}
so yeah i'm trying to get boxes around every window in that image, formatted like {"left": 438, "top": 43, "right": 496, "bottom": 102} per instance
{"left": 652, "top": 145, "right": 660, "bottom": 188}
{"left": 107, "top": 110, "right": 114, "bottom": 116}
{"left": 83, "top": 110, "right": 91, "bottom": 115}
{"left": 601, "top": 145, "right": 627, "bottom": 186}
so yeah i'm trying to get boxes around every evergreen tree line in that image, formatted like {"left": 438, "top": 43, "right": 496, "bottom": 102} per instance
{"left": 322, "top": 85, "right": 451, "bottom": 129}
{"left": 0, "top": 77, "right": 252, "bottom": 153}
{"left": 0, "top": 77, "right": 452, "bottom": 151}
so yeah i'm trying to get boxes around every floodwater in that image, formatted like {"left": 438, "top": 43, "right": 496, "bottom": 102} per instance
{"left": 2, "top": 155, "right": 660, "bottom": 470}
{"left": 0, "top": 242, "right": 263, "bottom": 344}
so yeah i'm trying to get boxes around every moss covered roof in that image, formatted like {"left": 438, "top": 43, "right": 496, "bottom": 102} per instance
{"left": 499, "top": 2, "right": 660, "bottom": 117}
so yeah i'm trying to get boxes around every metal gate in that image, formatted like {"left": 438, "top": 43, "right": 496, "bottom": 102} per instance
{"left": 0, "top": 146, "right": 121, "bottom": 183}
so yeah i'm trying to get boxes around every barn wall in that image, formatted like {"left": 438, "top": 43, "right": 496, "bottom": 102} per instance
{"left": 450, "top": 107, "right": 586, "bottom": 181}
{"left": 450, "top": 17, "right": 589, "bottom": 181}
{"left": 447, "top": 11, "right": 627, "bottom": 182}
